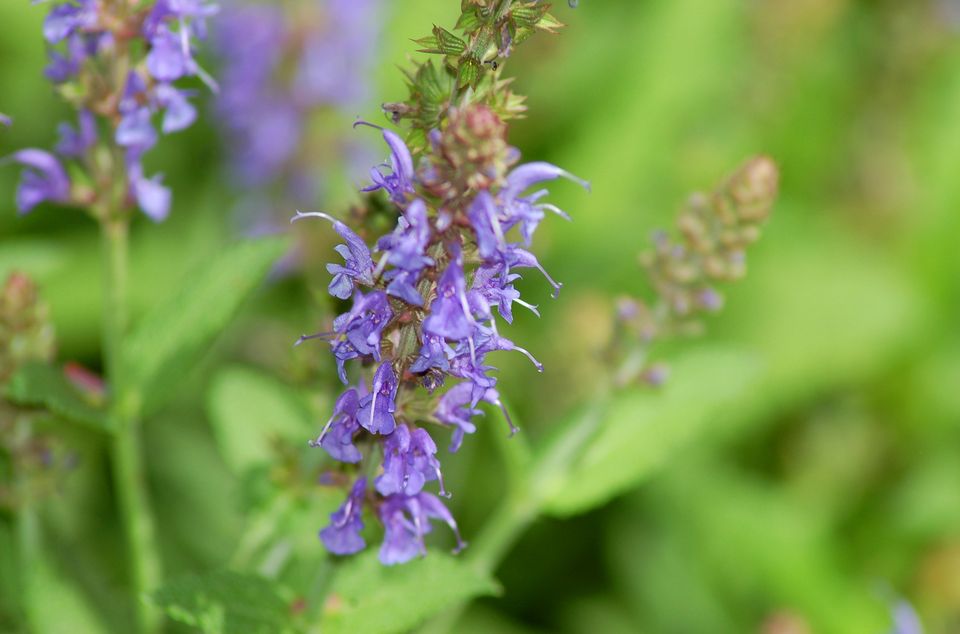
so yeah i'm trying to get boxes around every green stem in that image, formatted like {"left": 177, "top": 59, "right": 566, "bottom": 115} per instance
{"left": 421, "top": 389, "right": 614, "bottom": 634}
{"left": 101, "top": 219, "right": 162, "bottom": 633}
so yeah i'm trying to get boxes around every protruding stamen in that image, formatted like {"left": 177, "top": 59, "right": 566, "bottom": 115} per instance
{"left": 515, "top": 298, "right": 541, "bottom": 317}
{"left": 309, "top": 413, "right": 339, "bottom": 448}
{"left": 539, "top": 203, "right": 572, "bottom": 221}
{"left": 294, "top": 331, "right": 332, "bottom": 347}
{"left": 533, "top": 260, "right": 563, "bottom": 299}
{"left": 373, "top": 252, "right": 390, "bottom": 279}
{"left": 512, "top": 345, "right": 544, "bottom": 372}
{"left": 352, "top": 119, "right": 383, "bottom": 132}
{"left": 495, "top": 399, "right": 520, "bottom": 436}
{"left": 291, "top": 210, "right": 337, "bottom": 225}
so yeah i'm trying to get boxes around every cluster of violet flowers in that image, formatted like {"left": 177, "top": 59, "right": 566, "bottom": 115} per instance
{"left": 212, "top": 0, "right": 382, "bottom": 230}
{"left": 11, "top": 0, "right": 216, "bottom": 222}
{"left": 297, "top": 104, "right": 589, "bottom": 565}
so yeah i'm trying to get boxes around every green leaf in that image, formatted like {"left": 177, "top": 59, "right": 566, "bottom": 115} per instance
{"left": 150, "top": 570, "right": 296, "bottom": 634}
{"left": 320, "top": 551, "right": 499, "bottom": 634}
{"left": 206, "top": 366, "right": 318, "bottom": 474}
{"left": 121, "top": 237, "right": 287, "bottom": 416}
{"left": 5, "top": 361, "right": 112, "bottom": 432}
{"left": 25, "top": 552, "right": 109, "bottom": 634}
{"left": 537, "top": 346, "right": 762, "bottom": 517}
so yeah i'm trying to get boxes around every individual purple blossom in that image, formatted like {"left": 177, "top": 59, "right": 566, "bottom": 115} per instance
{"left": 889, "top": 600, "right": 923, "bottom": 634}
{"left": 423, "top": 258, "right": 475, "bottom": 342}
{"left": 292, "top": 211, "right": 375, "bottom": 299}
{"left": 357, "top": 362, "right": 398, "bottom": 435}
{"left": 375, "top": 424, "right": 447, "bottom": 497}
{"left": 359, "top": 123, "right": 416, "bottom": 205}
{"left": 470, "top": 263, "right": 538, "bottom": 324}
{"left": 378, "top": 492, "right": 464, "bottom": 566}
{"left": 126, "top": 159, "right": 171, "bottom": 223}
{"left": 0, "top": 113, "right": 11, "bottom": 127}
{"left": 319, "top": 477, "right": 367, "bottom": 555}
{"left": 308, "top": 289, "right": 391, "bottom": 383}
{"left": 377, "top": 198, "right": 434, "bottom": 272}
{"left": 8, "top": 150, "right": 71, "bottom": 214}
{"left": 410, "top": 334, "right": 452, "bottom": 374}
{"left": 310, "top": 387, "right": 363, "bottom": 463}
{"left": 42, "top": 1, "right": 97, "bottom": 44}
{"left": 468, "top": 190, "right": 506, "bottom": 260}
{"left": 55, "top": 109, "right": 97, "bottom": 158}
{"left": 435, "top": 382, "right": 482, "bottom": 452}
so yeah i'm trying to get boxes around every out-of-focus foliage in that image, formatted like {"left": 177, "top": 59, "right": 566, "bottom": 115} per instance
{"left": 2, "top": 0, "right": 959, "bottom": 632}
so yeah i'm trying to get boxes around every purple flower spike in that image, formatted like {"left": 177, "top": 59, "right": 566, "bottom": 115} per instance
{"left": 357, "top": 362, "right": 398, "bottom": 435}
{"left": 378, "top": 492, "right": 465, "bottom": 565}
{"left": 10, "top": 149, "right": 71, "bottom": 214}
{"left": 376, "top": 425, "right": 447, "bottom": 497}
{"left": 320, "top": 477, "right": 367, "bottom": 555}
{"left": 357, "top": 121, "right": 416, "bottom": 205}
{"left": 56, "top": 109, "right": 97, "bottom": 158}
{"left": 311, "top": 388, "right": 363, "bottom": 463}
{"left": 292, "top": 211, "right": 375, "bottom": 299}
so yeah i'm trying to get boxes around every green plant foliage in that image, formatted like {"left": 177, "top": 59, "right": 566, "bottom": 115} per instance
{"left": 5, "top": 361, "right": 112, "bottom": 432}
{"left": 206, "top": 366, "right": 317, "bottom": 474}
{"left": 319, "top": 551, "right": 499, "bottom": 634}
{"left": 120, "top": 237, "right": 287, "bottom": 417}
{"left": 538, "top": 347, "right": 762, "bottom": 517}
{"left": 150, "top": 571, "right": 295, "bottom": 634}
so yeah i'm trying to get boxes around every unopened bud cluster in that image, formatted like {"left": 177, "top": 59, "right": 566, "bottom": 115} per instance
{"left": 0, "top": 273, "right": 73, "bottom": 512}
{"left": 613, "top": 156, "right": 779, "bottom": 385}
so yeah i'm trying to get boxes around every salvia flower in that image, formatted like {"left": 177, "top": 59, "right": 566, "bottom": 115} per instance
{"left": 9, "top": 0, "right": 217, "bottom": 221}
{"left": 300, "top": 97, "right": 588, "bottom": 564}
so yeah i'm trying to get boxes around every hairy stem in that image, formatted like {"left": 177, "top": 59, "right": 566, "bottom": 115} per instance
{"left": 101, "top": 219, "right": 162, "bottom": 633}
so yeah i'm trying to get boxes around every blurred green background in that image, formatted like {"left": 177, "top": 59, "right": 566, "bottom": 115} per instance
{"left": 2, "top": 0, "right": 960, "bottom": 632}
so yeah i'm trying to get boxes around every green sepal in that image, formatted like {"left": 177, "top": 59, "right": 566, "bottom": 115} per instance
{"left": 511, "top": 1, "right": 552, "bottom": 27}
{"left": 415, "top": 26, "right": 466, "bottom": 56}
{"left": 536, "top": 12, "right": 564, "bottom": 33}
{"left": 455, "top": 8, "right": 482, "bottom": 33}
{"left": 457, "top": 58, "right": 483, "bottom": 89}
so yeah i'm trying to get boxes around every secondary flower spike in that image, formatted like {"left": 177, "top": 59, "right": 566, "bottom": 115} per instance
{"left": 297, "top": 0, "right": 586, "bottom": 567}
{"left": 9, "top": 0, "right": 218, "bottom": 222}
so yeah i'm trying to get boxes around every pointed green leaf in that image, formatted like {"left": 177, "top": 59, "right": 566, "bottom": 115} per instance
{"left": 206, "top": 366, "right": 319, "bottom": 474}
{"left": 150, "top": 571, "right": 296, "bottom": 634}
{"left": 537, "top": 346, "right": 763, "bottom": 516}
{"left": 5, "top": 361, "right": 112, "bottom": 432}
{"left": 321, "top": 551, "right": 499, "bottom": 634}
{"left": 121, "top": 237, "right": 287, "bottom": 417}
